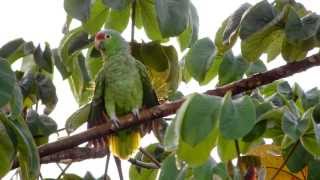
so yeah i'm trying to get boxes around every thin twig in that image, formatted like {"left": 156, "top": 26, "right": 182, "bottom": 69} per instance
{"left": 128, "top": 158, "right": 160, "bottom": 169}
{"left": 130, "top": 0, "right": 136, "bottom": 42}
{"left": 271, "top": 141, "right": 300, "bottom": 180}
{"left": 56, "top": 163, "right": 72, "bottom": 180}
{"left": 114, "top": 156, "right": 123, "bottom": 180}
{"left": 139, "top": 147, "right": 161, "bottom": 168}
{"left": 103, "top": 152, "right": 110, "bottom": 180}
{"left": 266, "top": 166, "right": 302, "bottom": 180}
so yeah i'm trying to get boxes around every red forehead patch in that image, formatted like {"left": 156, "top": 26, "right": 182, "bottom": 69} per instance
{"left": 95, "top": 31, "right": 106, "bottom": 41}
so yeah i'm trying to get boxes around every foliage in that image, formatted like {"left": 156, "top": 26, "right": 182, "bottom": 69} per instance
{"left": 1, "top": 0, "right": 320, "bottom": 179}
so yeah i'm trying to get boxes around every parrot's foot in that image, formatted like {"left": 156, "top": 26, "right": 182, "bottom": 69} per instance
{"left": 132, "top": 108, "right": 140, "bottom": 121}
{"left": 110, "top": 115, "right": 121, "bottom": 128}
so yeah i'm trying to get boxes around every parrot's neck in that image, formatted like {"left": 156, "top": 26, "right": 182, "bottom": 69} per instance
{"left": 103, "top": 43, "right": 130, "bottom": 60}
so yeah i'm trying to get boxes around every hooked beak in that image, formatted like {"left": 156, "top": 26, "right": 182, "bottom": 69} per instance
{"left": 94, "top": 31, "right": 106, "bottom": 50}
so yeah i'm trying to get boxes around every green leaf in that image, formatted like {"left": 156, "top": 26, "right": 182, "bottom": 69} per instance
{"left": 223, "top": 3, "right": 251, "bottom": 44}
{"left": 179, "top": 94, "right": 221, "bottom": 146}
{"left": 192, "top": 157, "right": 216, "bottom": 180}
{"left": 85, "top": 47, "right": 103, "bottom": 79}
{"left": 277, "top": 81, "right": 292, "bottom": 99}
{"left": 83, "top": 0, "right": 109, "bottom": 34}
{"left": 10, "top": 83, "right": 23, "bottom": 116}
{"left": 299, "top": 88, "right": 320, "bottom": 110}
{"left": 164, "top": 117, "right": 178, "bottom": 151}
{"left": 33, "top": 44, "right": 53, "bottom": 73}
{"left": 301, "top": 133, "right": 320, "bottom": 158}
{"left": 282, "top": 109, "right": 308, "bottom": 141}
{"left": 102, "top": 0, "right": 130, "bottom": 10}
{"left": 0, "top": 58, "right": 16, "bottom": 108}
{"left": 65, "top": 103, "right": 91, "bottom": 134}
{"left": 283, "top": 142, "right": 312, "bottom": 173}
{"left": 139, "top": 42, "right": 169, "bottom": 72}
{"left": 68, "top": 54, "right": 92, "bottom": 105}
{"left": 239, "top": 0, "right": 276, "bottom": 40}
{"left": 281, "top": 36, "right": 310, "bottom": 62}
{"left": 52, "top": 49, "right": 71, "bottom": 79}
{"left": 246, "top": 60, "right": 266, "bottom": 76}
{"left": 212, "top": 163, "right": 230, "bottom": 179}
{"left": 217, "top": 134, "right": 248, "bottom": 161}
{"left": 0, "top": 116, "right": 15, "bottom": 178}
{"left": 0, "top": 39, "right": 34, "bottom": 64}
{"left": 62, "top": 174, "right": 82, "bottom": 180}
{"left": 138, "top": 0, "right": 162, "bottom": 40}
{"left": 158, "top": 154, "right": 179, "bottom": 180}
{"left": 308, "top": 159, "right": 320, "bottom": 180}
{"left": 312, "top": 104, "right": 320, "bottom": 143}
{"left": 26, "top": 110, "right": 57, "bottom": 137}
{"left": 177, "top": 3, "right": 199, "bottom": 51}
{"left": 36, "top": 74, "right": 58, "bottom": 114}
{"left": 185, "top": 38, "right": 221, "bottom": 85}
{"left": 64, "top": 0, "right": 91, "bottom": 22}
{"left": 220, "top": 93, "right": 256, "bottom": 139}
{"left": 176, "top": 94, "right": 220, "bottom": 166}
{"left": 285, "top": 10, "right": 320, "bottom": 42}
{"left": 155, "top": 0, "right": 190, "bottom": 38}
{"left": 218, "top": 53, "right": 248, "bottom": 85}
{"left": 1, "top": 115, "right": 40, "bottom": 180}
{"left": 265, "top": 30, "right": 284, "bottom": 62}
{"left": 105, "top": 4, "right": 130, "bottom": 32}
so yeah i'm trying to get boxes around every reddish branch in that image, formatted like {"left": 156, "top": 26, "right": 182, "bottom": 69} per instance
{"left": 15, "top": 53, "right": 320, "bottom": 166}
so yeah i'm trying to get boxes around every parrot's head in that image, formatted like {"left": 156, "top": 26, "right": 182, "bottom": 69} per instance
{"left": 94, "top": 29, "right": 129, "bottom": 58}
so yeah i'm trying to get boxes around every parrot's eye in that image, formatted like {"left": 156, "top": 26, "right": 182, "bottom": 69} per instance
{"left": 106, "top": 34, "right": 111, "bottom": 39}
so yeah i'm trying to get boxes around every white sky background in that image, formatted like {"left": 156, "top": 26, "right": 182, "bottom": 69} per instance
{"left": 1, "top": 0, "right": 320, "bottom": 179}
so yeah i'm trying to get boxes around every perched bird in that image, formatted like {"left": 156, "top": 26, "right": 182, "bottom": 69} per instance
{"left": 88, "top": 29, "right": 159, "bottom": 160}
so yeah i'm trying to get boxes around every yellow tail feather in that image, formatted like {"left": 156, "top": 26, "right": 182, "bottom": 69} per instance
{"left": 107, "top": 130, "right": 141, "bottom": 159}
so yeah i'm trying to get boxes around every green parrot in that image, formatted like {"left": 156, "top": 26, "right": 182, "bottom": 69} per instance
{"left": 88, "top": 29, "right": 159, "bottom": 160}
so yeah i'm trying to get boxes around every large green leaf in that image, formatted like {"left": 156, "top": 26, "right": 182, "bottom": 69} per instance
{"left": 185, "top": 38, "right": 221, "bottom": 85}
{"left": 65, "top": 103, "right": 91, "bottom": 134}
{"left": 281, "top": 109, "right": 308, "bottom": 141}
{"left": 176, "top": 94, "right": 221, "bottom": 166}
{"left": 217, "top": 134, "right": 248, "bottom": 161}
{"left": 218, "top": 53, "right": 248, "bottom": 85}
{"left": 177, "top": 3, "right": 199, "bottom": 51}
{"left": 10, "top": 83, "right": 23, "bottom": 116}
{"left": 68, "top": 54, "right": 93, "bottom": 105}
{"left": 282, "top": 142, "right": 312, "bottom": 173}
{"left": 155, "top": 0, "right": 190, "bottom": 38}
{"left": 64, "top": 0, "right": 91, "bottom": 22}
{"left": 222, "top": 3, "right": 251, "bottom": 44}
{"left": 0, "top": 39, "right": 35, "bottom": 64}
{"left": 240, "top": 1, "right": 288, "bottom": 62}
{"left": 102, "top": 0, "right": 130, "bottom": 10}
{"left": 105, "top": 4, "right": 130, "bottom": 32}
{"left": 239, "top": 0, "right": 276, "bottom": 40}
{"left": 83, "top": 0, "right": 109, "bottom": 34}
{"left": 138, "top": 0, "right": 162, "bottom": 40}
{"left": 192, "top": 157, "right": 216, "bottom": 180}
{"left": 179, "top": 94, "right": 221, "bottom": 146}
{"left": 0, "top": 115, "right": 15, "bottom": 178}
{"left": 246, "top": 60, "right": 267, "bottom": 76}
{"left": 1, "top": 115, "right": 40, "bottom": 180}
{"left": 52, "top": 49, "right": 71, "bottom": 79}
{"left": 281, "top": 36, "right": 310, "bottom": 62}
{"left": 301, "top": 133, "right": 320, "bottom": 158}
{"left": 220, "top": 93, "right": 256, "bottom": 139}
{"left": 0, "top": 58, "right": 16, "bottom": 108}
{"left": 308, "top": 159, "right": 320, "bottom": 180}
{"left": 285, "top": 9, "right": 320, "bottom": 42}
{"left": 158, "top": 154, "right": 179, "bottom": 180}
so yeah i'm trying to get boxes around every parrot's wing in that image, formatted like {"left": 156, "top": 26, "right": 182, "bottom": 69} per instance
{"left": 87, "top": 69, "right": 108, "bottom": 147}
{"left": 135, "top": 59, "right": 167, "bottom": 143}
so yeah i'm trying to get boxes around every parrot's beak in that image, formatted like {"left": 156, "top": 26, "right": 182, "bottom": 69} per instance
{"left": 95, "top": 31, "right": 106, "bottom": 50}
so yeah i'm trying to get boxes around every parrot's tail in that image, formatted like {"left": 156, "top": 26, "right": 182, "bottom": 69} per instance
{"left": 108, "top": 129, "right": 141, "bottom": 159}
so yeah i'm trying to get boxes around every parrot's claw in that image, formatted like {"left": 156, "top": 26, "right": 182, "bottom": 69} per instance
{"left": 111, "top": 117, "right": 121, "bottom": 128}
{"left": 132, "top": 108, "right": 140, "bottom": 121}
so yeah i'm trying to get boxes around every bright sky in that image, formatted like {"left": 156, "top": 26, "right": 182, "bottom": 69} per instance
{"left": 1, "top": 0, "right": 320, "bottom": 179}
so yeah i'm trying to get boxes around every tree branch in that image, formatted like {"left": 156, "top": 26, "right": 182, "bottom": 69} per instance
{"left": 14, "top": 53, "right": 320, "bottom": 167}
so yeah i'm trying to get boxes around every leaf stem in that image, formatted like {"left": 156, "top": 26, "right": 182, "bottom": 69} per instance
{"left": 56, "top": 162, "right": 72, "bottom": 179}
{"left": 234, "top": 140, "right": 243, "bottom": 177}
{"left": 139, "top": 147, "right": 161, "bottom": 168}
{"left": 271, "top": 141, "right": 300, "bottom": 180}
{"left": 128, "top": 158, "right": 160, "bottom": 169}
{"left": 104, "top": 152, "right": 110, "bottom": 180}
{"left": 131, "top": 0, "right": 137, "bottom": 42}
